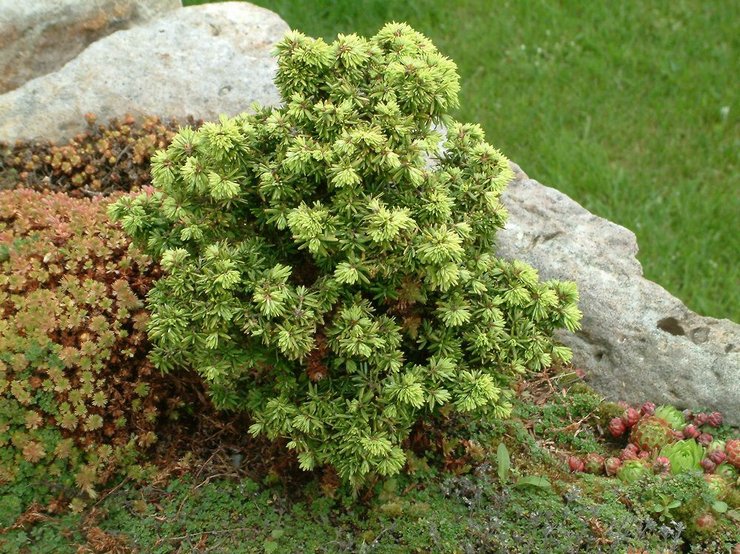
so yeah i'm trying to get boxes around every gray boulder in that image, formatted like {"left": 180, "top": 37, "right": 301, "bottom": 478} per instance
{"left": 497, "top": 164, "right": 740, "bottom": 425}
{"left": 0, "top": 2, "right": 288, "bottom": 143}
{"left": 0, "top": 0, "right": 181, "bottom": 94}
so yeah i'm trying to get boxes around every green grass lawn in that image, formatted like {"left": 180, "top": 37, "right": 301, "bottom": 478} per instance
{"left": 186, "top": 0, "right": 739, "bottom": 321}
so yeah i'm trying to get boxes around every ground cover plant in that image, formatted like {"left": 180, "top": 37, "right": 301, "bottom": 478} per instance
{"left": 186, "top": 0, "right": 739, "bottom": 322}
{"left": 0, "top": 14, "right": 737, "bottom": 554}
{"left": 0, "top": 190, "right": 181, "bottom": 508}
{"left": 1, "top": 365, "right": 737, "bottom": 553}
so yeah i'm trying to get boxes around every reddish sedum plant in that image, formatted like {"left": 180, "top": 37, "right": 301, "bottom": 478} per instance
{"left": 0, "top": 189, "right": 170, "bottom": 495}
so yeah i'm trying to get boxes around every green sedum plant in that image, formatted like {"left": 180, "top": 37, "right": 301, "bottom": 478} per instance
{"left": 109, "top": 23, "right": 581, "bottom": 485}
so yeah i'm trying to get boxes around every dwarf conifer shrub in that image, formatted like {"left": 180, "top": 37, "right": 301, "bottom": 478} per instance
{"left": 110, "top": 23, "right": 581, "bottom": 485}
{"left": 0, "top": 189, "right": 173, "bottom": 496}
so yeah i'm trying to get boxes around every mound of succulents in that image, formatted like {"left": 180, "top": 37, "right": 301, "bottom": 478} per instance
{"left": 571, "top": 403, "right": 738, "bottom": 481}
{"left": 566, "top": 401, "right": 739, "bottom": 546}
{"left": 0, "top": 189, "right": 178, "bottom": 496}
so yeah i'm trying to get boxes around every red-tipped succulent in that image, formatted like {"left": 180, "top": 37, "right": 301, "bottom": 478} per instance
{"left": 604, "top": 457, "right": 622, "bottom": 476}
{"left": 653, "top": 456, "right": 671, "bottom": 474}
{"left": 609, "top": 417, "right": 627, "bottom": 438}
{"left": 568, "top": 456, "right": 585, "bottom": 473}
{"left": 584, "top": 453, "right": 605, "bottom": 475}
{"left": 621, "top": 443, "right": 640, "bottom": 461}
{"left": 682, "top": 424, "right": 700, "bottom": 439}
{"left": 621, "top": 408, "right": 640, "bottom": 428}
{"left": 725, "top": 439, "right": 740, "bottom": 469}
{"left": 708, "top": 450, "right": 727, "bottom": 466}
{"left": 706, "top": 412, "right": 723, "bottom": 428}
{"left": 629, "top": 416, "right": 674, "bottom": 452}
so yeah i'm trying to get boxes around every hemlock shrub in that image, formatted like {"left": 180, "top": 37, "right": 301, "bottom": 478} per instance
{"left": 109, "top": 23, "right": 581, "bottom": 485}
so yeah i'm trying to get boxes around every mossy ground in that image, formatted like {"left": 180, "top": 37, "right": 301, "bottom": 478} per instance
{"left": 2, "top": 366, "right": 737, "bottom": 553}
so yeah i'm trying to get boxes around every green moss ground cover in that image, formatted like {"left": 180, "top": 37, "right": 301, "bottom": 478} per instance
{"left": 185, "top": 0, "right": 739, "bottom": 322}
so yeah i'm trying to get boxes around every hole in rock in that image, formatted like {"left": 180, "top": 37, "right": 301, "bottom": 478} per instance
{"left": 657, "top": 316, "right": 685, "bottom": 336}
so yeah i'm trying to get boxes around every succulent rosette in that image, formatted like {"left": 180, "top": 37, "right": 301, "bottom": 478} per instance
{"left": 706, "top": 439, "right": 725, "bottom": 454}
{"left": 703, "top": 474, "right": 729, "bottom": 498}
{"left": 584, "top": 452, "right": 605, "bottom": 475}
{"left": 725, "top": 439, "right": 740, "bottom": 469}
{"left": 659, "top": 439, "right": 705, "bottom": 475}
{"left": 654, "top": 405, "right": 686, "bottom": 430}
{"left": 629, "top": 416, "right": 675, "bottom": 452}
{"left": 715, "top": 462, "right": 738, "bottom": 482}
{"left": 617, "top": 460, "right": 651, "bottom": 484}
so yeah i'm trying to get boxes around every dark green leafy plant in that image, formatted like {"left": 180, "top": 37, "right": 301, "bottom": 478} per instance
{"left": 109, "top": 23, "right": 581, "bottom": 485}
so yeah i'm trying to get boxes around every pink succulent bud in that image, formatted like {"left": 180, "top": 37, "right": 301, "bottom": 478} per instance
{"left": 621, "top": 444, "right": 639, "bottom": 460}
{"left": 616, "top": 401, "right": 630, "bottom": 410}
{"left": 640, "top": 402, "right": 656, "bottom": 416}
{"left": 707, "top": 412, "right": 723, "bottom": 427}
{"left": 693, "top": 413, "right": 708, "bottom": 426}
{"left": 683, "top": 424, "right": 700, "bottom": 439}
{"left": 708, "top": 450, "right": 726, "bottom": 465}
{"left": 604, "top": 457, "right": 622, "bottom": 476}
{"left": 638, "top": 450, "right": 650, "bottom": 459}
{"left": 621, "top": 408, "right": 640, "bottom": 428}
{"left": 671, "top": 430, "right": 684, "bottom": 441}
{"left": 653, "top": 456, "right": 671, "bottom": 474}
{"left": 700, "top": 458, "right": 716, "bottom": 473}
{"left": 694, "top": 512, "right": 716, "bottom": 530}
{"left": 609, "top": 417, "right": 627, "bottom": 438}
{"left": 697, "top": 433, "right": 713, "bottom": 447}
{"left": 568, "top": 456, "right": 585, "bottom": 473}
{"left": 584, "top": 453, "right": 605, "bottom": 475}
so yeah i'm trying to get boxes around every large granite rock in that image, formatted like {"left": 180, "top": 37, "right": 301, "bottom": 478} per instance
{"left": 497, "top": 164, "right": 740, "bottom": 425}
{"left": 0, "top": 2, "right": 288, "bottom": 143}
{"left": 0, "top": 0, "right": 181, "bottom": 94}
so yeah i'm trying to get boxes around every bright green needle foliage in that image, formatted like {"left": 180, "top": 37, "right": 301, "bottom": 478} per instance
{"left": 109, "top": 23, "right": 581, "bottom": 486}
